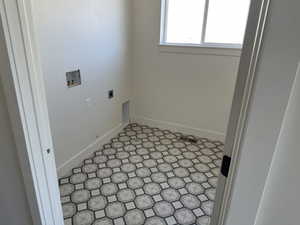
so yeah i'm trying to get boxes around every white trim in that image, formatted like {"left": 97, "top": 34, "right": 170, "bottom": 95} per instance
{"left": 201, "top": 0, "right": 210, "bottom": 44}
{"left": 159, "top": 42, "right": 242, "bottom": 50}
{"left": 0, "top": 2, "right": 42, "bottom": 224}
{"left": 58, "top": 122, "right": 129, "bottom": 178}
{"left": 211, "top": 0, "right": 271, "bottom": 225}
{"left": 158, "top": 43, "right": 241, "bottom": 57}
{"left": 159, "top": 0, "right": 167, "bottom": 43}
{"left": 132, "top": 116, "right": 225, "bottom": 142}
{"left": 0, "top": 1, "right": 63, "bottom": 225}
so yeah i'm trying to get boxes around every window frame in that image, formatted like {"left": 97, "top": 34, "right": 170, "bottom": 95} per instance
{"left": 159, "top": 0, "right": 243, "bottom": 50}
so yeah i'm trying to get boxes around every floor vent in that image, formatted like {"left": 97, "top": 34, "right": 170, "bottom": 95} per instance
{"left": 179, "top": 135, "right": 198, "bottom": 143}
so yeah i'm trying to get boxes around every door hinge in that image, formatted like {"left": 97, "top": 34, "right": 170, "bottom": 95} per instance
{"left": 221, "top": 155, "right": 231, "bottom": 177}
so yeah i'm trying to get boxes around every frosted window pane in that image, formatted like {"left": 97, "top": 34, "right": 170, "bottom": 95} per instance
{"left": 205, "top": 0, "right": 250, "bottom": 44}
{"left": 165, "top": 0, "right": 206, "bottom": 44}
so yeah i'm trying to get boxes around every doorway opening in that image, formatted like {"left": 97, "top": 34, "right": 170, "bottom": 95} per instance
{"left": 0, "top": 0, "right": 270, "bottom": 225}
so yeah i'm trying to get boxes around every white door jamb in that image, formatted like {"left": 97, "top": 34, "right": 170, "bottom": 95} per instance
{"left": 0, "top": 1, "right": 63, "bottom": 225}
{"left": 211, "top": 0, "right": 271, "bottom": 225}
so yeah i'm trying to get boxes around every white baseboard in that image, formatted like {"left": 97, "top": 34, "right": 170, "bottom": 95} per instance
{"left": 132, "top": 116, "right": 225, "bottom": 142}
{"left": 57, "top": 122, "right": 129, "bottom": 178}
{"left": 57, "top": 118, "right": 225, "bottom": 177}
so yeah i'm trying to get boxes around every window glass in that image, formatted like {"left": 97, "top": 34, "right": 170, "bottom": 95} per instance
{"left": 165, "top": 0, "right": 206, "bottom": 44}
{"left": 205, "top": 0, "right": 250, "bottom": 44}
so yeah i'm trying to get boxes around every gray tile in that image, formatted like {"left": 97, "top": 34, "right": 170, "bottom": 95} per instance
{"left": 88, "top": 196, "right": 107, "bottom": 211}
{"left": 202, "top": 201, "right": 214, "bottom": 215}
{"left": 144, "top": 183, "right": 161, "bottom": 195}
{"left": 111, "top": 172, "right": 128, "bottom": 183}
{"left": 107, "top": 195, "right": 117, "bottom": 203}
{"left": 77, "top": 203, "right": 87, "bottom": 211}
{"left": 124, "top": 209, "right": 145, "bottom": 225}
{"left": 117, "top": 189, "right": 135, "bottom": 202}
{"left": 181, "top": 194, "right": 201, "bottom": 209}
{"left": 125, "top": 201, "right": 136, "bottom": 210}
{"left": 95, "top": 210, "right": 105, "bottom": 219}
{"left": 85, "top": 178, "right": 101, "bottom": 190}
{"left": 174, "top": 208, "right": 196, "bottom": 225}
{"left": 101, "top": 183, "right": 118, "bottom": 196}
{"left": 61, "top": 196, "right": 70, "bottom": 204}
{"left": 59, "top": 123, "right": 223, "bottom": 225}
{"left": 62, "top": 203, "right": 76, "bottom": 218}
{"left": 154, "top": 201, "right": 174, "bottom": 217}
{"left": 144, "top": 209, "right": 155, "bottom": 217}
{"left": 75, "top": 183, "right": 84, "bottom": 190}
{"left": 172, "top": 201, "right": 183, "bottom": 209}
{"left": 145, "top": 217, "right": 167, "bottom": 225}
{"left": 114, "top": 217, "right": 125, "bottom": 225}
{"left": 186, "top": 183, "right": 204, "bottom": 195}
{"left": 71, "top": 190, "right": 90, "bottom": 204}
{"left": 91, "top": 189, "right": 100, "bottom": 196}
{"left": 161, "top": 188, "right": 180, "bottom": 202}
{"left": 135, "top": 194, "right": 154, "bottom": 209}
{"left": 60, "top": 184, "right": 74, "bottom": 197}
{"left": 165, "top": 216, "right": 177, "bottom": 225}
{"left": 93, "top": 218, "right": 112, "bottom": 225}
{"left": 73, "top": 210, "right": 94, "bottom": 225}
{"left": 105, "top": 202, "right": 126, "bottom": 219}
{"left": 197, "top": 216, "right": 211, "bottom": 225}
{"left": 64, "top": 218, "right": 72, "bottom": 225}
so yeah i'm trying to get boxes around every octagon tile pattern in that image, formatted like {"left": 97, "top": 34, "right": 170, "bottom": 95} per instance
{"left": 59, "top": 123, "right": 223, "bottom": 225}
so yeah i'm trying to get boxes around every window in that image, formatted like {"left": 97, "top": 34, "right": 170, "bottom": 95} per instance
{"left": 160, "top": 0, "right": 251, "bottom": 48}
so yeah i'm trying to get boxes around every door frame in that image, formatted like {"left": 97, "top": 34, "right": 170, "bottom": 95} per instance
{"left": 0, "top": 1, "right": 63, "bottom": 225}
{"left": 211, "top": 0, "right": 271, "bottom": 225}
{"left": 0, "top": 0, "right": 270, "bottom": 225}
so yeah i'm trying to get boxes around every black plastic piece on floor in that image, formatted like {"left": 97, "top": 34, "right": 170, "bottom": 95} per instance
{"left": 179, "top": 136, "right": 198, "bottom": 143}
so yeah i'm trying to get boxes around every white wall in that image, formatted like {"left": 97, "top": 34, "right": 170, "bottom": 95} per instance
{"left": 225, "top": 1, "right": 300, "bottom": 225}
{"left": 31, "top": 0, "right": 239, "bottom": 170}
{"left": 31, "top": 0, "right": 132, "bottom": 168}
{"left": 0, "top": 20, "right": 32, "bottom": 225}
{"left": 131, "top": 0, "right": 240, "bottom": 137}
{"left": 254, "top": 65, "right": 300, "bottom": 225}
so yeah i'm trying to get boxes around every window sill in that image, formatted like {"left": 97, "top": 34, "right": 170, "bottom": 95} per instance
{"left": 158, "top": 43, "right": 242, "bottom": 57}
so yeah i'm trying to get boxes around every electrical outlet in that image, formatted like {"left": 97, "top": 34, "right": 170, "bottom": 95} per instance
{"left": 108, "top": 90, "right": 114, "bottom": 99}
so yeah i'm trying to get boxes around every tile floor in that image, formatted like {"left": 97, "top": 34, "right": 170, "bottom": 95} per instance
{"left": 59, "top": 123, "right": 224, "bottom": 225}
